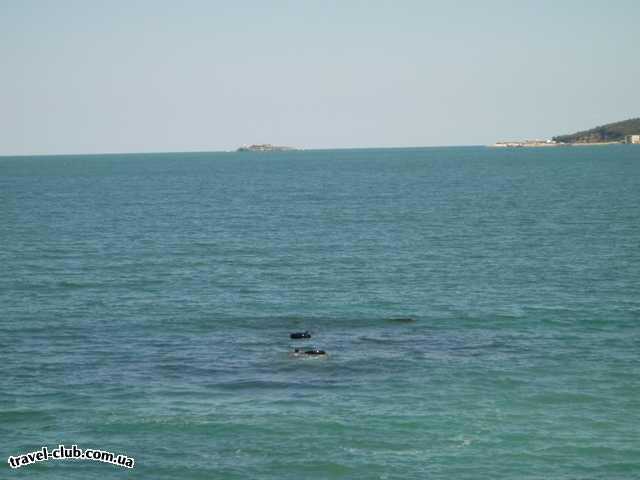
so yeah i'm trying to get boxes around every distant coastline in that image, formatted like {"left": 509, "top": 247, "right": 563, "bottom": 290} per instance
{"left": 236, "top": 144, "right": 297, "bottom": 152}
{"left": 490, "top": 140, "right": 625, "bottom": 148}
{"left": 491, "top": 117, "right": 640, "bottom": 148}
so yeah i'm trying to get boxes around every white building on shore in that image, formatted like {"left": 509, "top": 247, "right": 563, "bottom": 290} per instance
{"left": 625, "top": 135, "right": 640, "bottom": 144}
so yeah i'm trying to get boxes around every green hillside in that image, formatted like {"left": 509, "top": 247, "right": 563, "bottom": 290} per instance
{"left": 553, "top": 117, "right": 640, "bottom": 143}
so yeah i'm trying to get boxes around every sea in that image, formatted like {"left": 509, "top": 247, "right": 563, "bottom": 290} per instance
{"left": 1, "top": 146, "right": 639, "bottom": 479}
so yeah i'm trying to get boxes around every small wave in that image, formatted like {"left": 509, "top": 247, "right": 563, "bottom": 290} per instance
{"left": 56, "top": 280, "right": 101, "bottom": 289}
{"left": 0, "top": 409, "right": 55, "bottom": 423}
{"left": 213, "top": 380, "right": 303, "bottom": 390}
{"left": 358, "top": 336, "right": 416, "bottom": 345}
{"left": 385, "top": 317, "right": 417, "bottom": 324}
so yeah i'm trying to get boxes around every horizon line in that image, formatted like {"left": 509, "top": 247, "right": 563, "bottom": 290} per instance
{"left": 0, "top": 144, "right": 487, "bottom": 159}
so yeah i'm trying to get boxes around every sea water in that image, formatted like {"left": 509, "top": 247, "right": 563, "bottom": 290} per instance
{"left": 1, "top": 146, "right": 639, "bottom": 479}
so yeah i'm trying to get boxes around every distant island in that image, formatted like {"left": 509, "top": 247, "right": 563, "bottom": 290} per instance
{"left": 492, "top": 117, "right": 640, "bottom": 147}
{"left": 236, "top": 144, "right": 297, "bottom": 152}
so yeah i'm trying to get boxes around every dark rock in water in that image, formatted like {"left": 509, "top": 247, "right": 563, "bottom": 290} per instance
{"left": 290, "top": 331, "right": 311, "bottom": 339}
{"left": 289, "top": 347, "right": 326, "bottom": 357}
{"left": 386, "top": 317, "right": 416, "bottom": 323}
{"left": 304, "top": 349, "right": 326, "bottom": 355}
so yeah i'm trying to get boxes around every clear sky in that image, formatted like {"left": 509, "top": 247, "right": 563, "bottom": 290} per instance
{"left": 2, "top": 0, "right": 639, "bottom": 155}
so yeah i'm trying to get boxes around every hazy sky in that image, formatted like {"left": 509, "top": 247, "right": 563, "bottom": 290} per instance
{"left": 2, "top": 0, "right": 639, "bottom": 155}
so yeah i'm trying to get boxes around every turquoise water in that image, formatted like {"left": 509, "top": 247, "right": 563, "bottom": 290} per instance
{"left": 1, "top": 146, "right": 639, "bottom": 479}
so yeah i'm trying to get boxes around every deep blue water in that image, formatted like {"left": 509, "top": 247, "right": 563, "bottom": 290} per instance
{"left": 1, "top": 146, "right": 639, "bottom": 479}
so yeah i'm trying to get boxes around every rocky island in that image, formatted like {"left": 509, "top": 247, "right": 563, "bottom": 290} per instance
{"left": 236, "top": 144, "right": 297, "bottom": 152}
